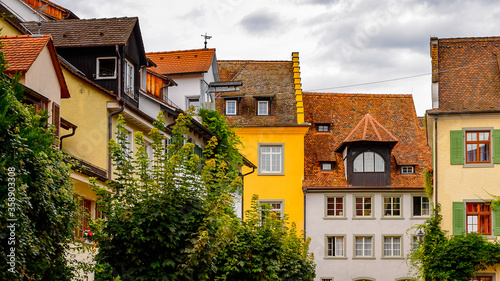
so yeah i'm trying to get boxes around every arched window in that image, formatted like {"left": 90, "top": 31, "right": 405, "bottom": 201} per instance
{"left": 353, "top": 152, "right": 384, "bottom": 172}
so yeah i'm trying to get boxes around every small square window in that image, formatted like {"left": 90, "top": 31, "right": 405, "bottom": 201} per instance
{"left": 96, "top": 57, "right": 117, "bottom": 79}
{"left": 258, "top": 144, "right": 284, "bottom": 175}
{"left": 259, "top": 200, "right": 284, "bottom": 218}
{"left": 226, "top": 100, "right": 237, "bottom": 115}
{"left": 326, "top": 196, "right": 344, "bottom": 217}
{"left": 383, "top": 196, "right": 401, "bottom": 217}
{"left": 317, "top": 124, "right": 330, "bottom": 132}
{"left": 354, "top": 196, "right": 372, "bottom": 217}
{"left": 257, "top": 100, "right": 269, "bottom": 115}
{"left": 401, "top": 166, "right": 414, "bottom": 174}
{"left": 321, "top": 161, "right": 334, "bottom": 171}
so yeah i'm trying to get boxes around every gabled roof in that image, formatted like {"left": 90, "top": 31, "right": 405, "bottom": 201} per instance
{"left": 335, "top": 113, "right": 398, "bottom": 152}
{"left": 21, "top": 0, "right": 78, "bottom": 20}
{"left": 22, "top": 17, "right": 140, "bottom": 48}
{"left": 215, "top": 60, "right": 301, "bottom": 126}
{"left": 147, "top": 48, "right": 216, "bottom": 75}
{"left": 303, "top": 93, "right": 431, "bottom": 189}
{"left": 428, "top": 36, "right": 500, "bottom": 114}
{"left": 1, "top": 34, "right": 69, "bottom": 98}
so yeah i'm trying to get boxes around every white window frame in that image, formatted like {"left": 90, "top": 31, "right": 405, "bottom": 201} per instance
{"left": 259, "top": 199, "right": 284, "bottom": 218}
{"left": 186, "top": 96, "right": 200, "bottom": 112}
{"left": 382, "top": 195, "right": 402, "bottom": 218}
{"left": 401, "top": 165, "right": 415, "bottom": 174}
{"left": 412, "top": 195, "right": 430, "bottom": 217}
{"left": 320, "top": 278, "right": 334, "bottom": 281}
{"left": 353, "top": 195, "right": 373, "bottom": 219}
{"left": 317, "top": 124, "right": 330, "bottom": 132}
{"left": 321, "top": 161, "right": 334, "bottom": 171}
{"left": 353, "top": 235, "right": 374, "bottom": 258}
{"left": 257, "top": 100, "right": 269, "bottom": 115}
{"left": 325, "top": 235, "right": 346, "bottom": 259}
{"left": 226, "top": 100, "right": 237, "bottom": 115}
{"left": 325, "top": 195, "right": 345, "bottom": 218}
{"left": 382, "top": 235, "right": 403, "bottom": 258}
{"left": 124, "top": 59, "right": 134, "bottom": 97}
{"left": 96, "top": 57, "right": 117, "bottom": 79}
{"left": 139, "top": 66, "right": 147, "bottom": 92}
{"left": 258, "top": 143, "right": 284, "bottom": 175}
{"left": 354, "top": 151, "right": 385, "bottom": 172}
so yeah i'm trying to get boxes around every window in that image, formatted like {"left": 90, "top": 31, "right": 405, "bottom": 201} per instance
{"left": 258, "top": 144, "right": 284, "bottom": 175}
{"left": 162, "top": 87, "right": 169, "bottom": 103}
{"left": 401, "top": 166, "right": 414, "bottom": 174}
{"left": 355, "top": 196, "right": 372, "bottom": 217}
{"left": 74, "top": 195, "right": 92, "bottom": 239}
{"left": 466, "top": 131, "right": 490, "bottom": 163}
{"left": 257, "top": 100, "right": 269, "bottom": 115}
{"left": 124, "top": 59, "right": 134, "bottom": 97}
{"left": 413, "top": 196, "right": 430, "bottom": 216}
{"left": 96, "top": 57, "right": 117, "bottom": 79}
{"left": 187, "top": 97, "right": 200, "bottom": 112}
{"left": 321, "top": 279, "right": 333, "bottom": 281}
{"left": 353, "top": 152, "right": 384, "bottom": 172}
{"left": 469, "top": 277, "right": 493, "bottom": 281}
{"left": 466, "top": 203, "right": 491, "bottom": 235}
{"left": 383, "top": 236, "right": 402, "bottom": 257}
{"left": 317, "top": 124, "right": 330, "bottom": 132}
{"left": 226, "top": 100, "right": 237, "bottom": 115}
{"left": 326, "top": 196, "right": 344, "bottom": 217}
{"left": 321, "top": 161, "right": 334, "bottom": 171}
{"left": 383, "top": 196, "right": 401, "bottom": 217}
{"left": 259, "top": 200, "right": 284, "bottom": 218}
{"left": 354, "top": 236, "right": 373, "bottom": 257}
{"left": 326, "top": 236, "right": 344, "bottom": 257}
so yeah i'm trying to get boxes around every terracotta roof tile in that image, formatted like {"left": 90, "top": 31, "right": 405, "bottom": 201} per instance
{"left": 215, "top": 60, "right": 298, "bottom": 126}
{"left": 430, "top": 36, "right": 500, "bottom": 113}
{"left": 22, "top": 17, "right": 138, "bottom": 47}
{"left": 1, "top": 35, "right": 51, "bottom": 72}
{"left": 303, "top": 93, "right": 431, "bottom": 189}
{"left": 147, "top": 49, "right": 215, "bottom": 75}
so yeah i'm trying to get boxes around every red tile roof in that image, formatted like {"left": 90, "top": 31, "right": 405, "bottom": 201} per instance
{"left": 303, "top": 93, "right": 431, "bottom": 189}
{"left": 428, "top": 36, "right": 500, "bottom": 114}
{"left": 216, "top": 60, "right": 300, "bottom": 126}
{"left": 1, "top": 34, "right": 69, "bottom": 98}
{"left": 21, "top": 0, "right": 78, "bottom": 20}
{"left": 147, "top": 49, "right": 216, "bottom": 75}
{"left": 22, "top": 17, "right": 139, "bottom": 47}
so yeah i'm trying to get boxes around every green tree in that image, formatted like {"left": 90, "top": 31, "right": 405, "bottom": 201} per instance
{"left": 0, "top": 51, "right": 77, "bottom": 280}
{"left": 408, "top": 206, "right": 500, "bottom": 280}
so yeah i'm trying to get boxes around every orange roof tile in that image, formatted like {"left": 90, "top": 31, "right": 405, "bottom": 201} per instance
{"left": 336, "top": 113, "right": 398, "bottom": 151}
{"left": 21, "top": 0, "right": 78, "bottom": 20}
{"left": 303, "top": 93, "right": 431, "bottom": 189}
{"left": 147, "top": 49, "right": 215, "bottom": 75}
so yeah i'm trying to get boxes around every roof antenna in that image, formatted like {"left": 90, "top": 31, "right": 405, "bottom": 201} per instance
{"left": 35, "top": 1, "right": 48, "bottom": 36}
{"left": 201, "top": 32, "right": 212, "bottom": 50}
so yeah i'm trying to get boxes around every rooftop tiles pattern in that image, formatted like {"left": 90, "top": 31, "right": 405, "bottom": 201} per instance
{"left": 147, "top": 49, "right": 215, "bottom": 75}
{"left": 1, "top": 35, "right": 51, "bottom": 72}
{"left": 303, "top": 93, "right": 431, "bottom": 189}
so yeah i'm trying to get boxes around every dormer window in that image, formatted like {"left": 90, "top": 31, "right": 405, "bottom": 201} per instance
{"left": 321, "top": 161, "right": 334, "bottom": 171}
{"left": 257, "top": 100, "right": 269, "bottom": 115}
{"left": 317, "top": 124, "right": 330, "bottom": 132}
{"left": 96, "top": 57, "right": 117, "bottom": 79}
{"left": 401, "top": 166, "right": 415, "bottom": 174}
{"left": 226, "top": 100, "right": 237, "bottom": 115}
{"left": 353, "top": 152, "right": 385, "bottom": 172}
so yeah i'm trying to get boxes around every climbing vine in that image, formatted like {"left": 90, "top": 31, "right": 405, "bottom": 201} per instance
{"left": 424, "top": 167, "right": 433, "bottom": 199}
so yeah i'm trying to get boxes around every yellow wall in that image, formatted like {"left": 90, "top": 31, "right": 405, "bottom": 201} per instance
{"left": 60, "top": 68, "right": 112, "bottom": 171}
{"left": 0, "top": 18, "right": 22, "bottom": 36}
{"left": 238, "top": 126, "right": 309, "bottom": 231}
{"left": 428, "top": 113, "right": 500, "bottom": 278}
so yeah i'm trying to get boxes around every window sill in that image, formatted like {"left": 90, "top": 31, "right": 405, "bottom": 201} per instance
{"left": 323, "top": 216, "right": 347, "bottom": 220}
{"left": 324, "top": 256, "right": 347, "bottom": 260}
{"left": 258, "top": 173, "right": 285, "bottom": 176}
{"left": 410, "top": 215, "right": 431, "bottom": 220}
{"left": 463, "top": 163, "right": 494, "bottom": 168}
{"left": 95, "top": 76, "right": 117, "bottom": 80}
{"left": 352, "top": 256, "right": 376, "bottom": 260}
{"left": 381, "top": 256, "right": 404, "bottom": 260}
{"left": 352, "top": 217, "right": 375, "bottom": 220}
{"left": 381, "top": 216, "right": 404, "bottom": 220}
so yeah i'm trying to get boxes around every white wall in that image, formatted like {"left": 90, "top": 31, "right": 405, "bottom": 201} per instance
{"left": 307, "top": 191, "right": 428, "bottom": 281}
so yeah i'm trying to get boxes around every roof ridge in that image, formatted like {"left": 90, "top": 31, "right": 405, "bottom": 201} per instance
{"left": 303, "top": 92, "right": 413, "bottom": 98}
{"left": 147, "top": 48, "right": 215, "bottom": 54}
{"left": 218, "top": 59, "right": 291, "bottom": 63}
{"left": 24, "top": 16, "right": 137, "bottom": 23}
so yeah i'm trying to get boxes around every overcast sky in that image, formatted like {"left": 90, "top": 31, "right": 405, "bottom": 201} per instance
{"left": 52, "top": 0, "right": 500, "bottom": 116}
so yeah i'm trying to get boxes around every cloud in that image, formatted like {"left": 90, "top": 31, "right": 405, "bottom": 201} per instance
{"left": 239, "top": 10, "right": 284, "bottom": 35}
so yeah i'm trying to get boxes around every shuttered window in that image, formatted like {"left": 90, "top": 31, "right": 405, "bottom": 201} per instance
{"left": 450, "top": 130, "right": 464, "bottom": 165}
{"left": 452, "top": 201, "right": 465, "bottom": 235}
{"left": 451, "top": 129, "right": 500, "bottom": 164}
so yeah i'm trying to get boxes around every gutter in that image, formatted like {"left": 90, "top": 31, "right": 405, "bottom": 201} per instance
{"left": 59, "top": 126, "right": 76, "bottom": 149}
{"left": 107, "top": 45, "right": 125, "bottom": 180}
{"left": 434, "top": 115, "right": 438, "bottom": 215}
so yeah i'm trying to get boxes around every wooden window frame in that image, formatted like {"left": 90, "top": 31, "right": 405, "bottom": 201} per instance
{"left": 412, "top": 196, "right": 430, "bottom": 217}
{"left": 326, "top": 196, "right": 344, "bottom": 217}
{"left": 466, "top": 202, "right": 491, "bottom": 235}
{"left": 96, "top": 57, "right": 117, "bottom": 79}
{"left": 383, "top": 235, "right": 402, "bottom": 257}
{"left": 354, "top": 196, "right": 373, "bottom": 218}
{"left": 465, "top": 131, "right": 491, "bottom": 164}
{"left": 354, "top": 235, "right": 374, "bottom": 258}
{"left": 383, "top": 196, "right": 402, "bottom": 217}
{"left": 326, "top": 235, "right": 345, "bottom": 258}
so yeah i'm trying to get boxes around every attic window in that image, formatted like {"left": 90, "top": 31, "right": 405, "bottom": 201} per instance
{"left": 317, "top": 124, "right": 330, "bottom": 132}
{"left": 96, "top": 57, "right": 117, "bottom": 79}
{"left": 401, "top": 166, "right": 415, "bottom": 174}
{"left": 321, "top": 161, "right": 335, "bottom": 171}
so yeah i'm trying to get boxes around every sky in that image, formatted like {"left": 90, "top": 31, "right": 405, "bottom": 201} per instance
{"left": 52, "top": 0, "right": 500, "bottom": 116}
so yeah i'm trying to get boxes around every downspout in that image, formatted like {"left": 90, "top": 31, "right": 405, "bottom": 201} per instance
{"left": 107, "top": 45, "right": 124, "bottom": 180}
{"left": 241, "top": 167, "right": 256, "bottom": 219}
{"left": 59, "top": 127, "right": 76, "bottom": 149}
{"left": 303, "top": 186, "right": 307, "bottom": 238}
{"left": 434, "top": 115, "right": 438, "bottom": 216}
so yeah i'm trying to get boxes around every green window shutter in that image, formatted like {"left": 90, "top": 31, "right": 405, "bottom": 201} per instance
{"left": 450, "top": 130, "right": 464, "bottom": 165}
{"left": 452, "top": 202, "right": 465, "bottom": 235}
{"left": 493, "top": 129, "right": 500, "bottom": 164}
{"left": 493, "top": 206, "right": 500, "bottom": 235}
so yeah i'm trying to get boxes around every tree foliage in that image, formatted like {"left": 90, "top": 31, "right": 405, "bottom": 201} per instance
{"left": 408, "top": 206, "right": 500, "bottom": 280}
{"left": 92, "top": 109, "right": 315, "bottom": 280}
{"left": 0, "top": 51, "right": 77, "bottom": 280}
